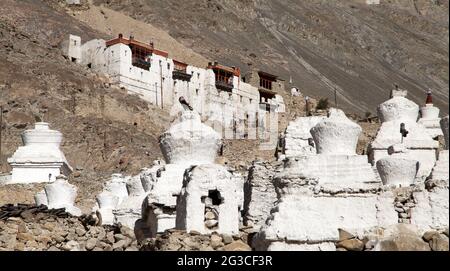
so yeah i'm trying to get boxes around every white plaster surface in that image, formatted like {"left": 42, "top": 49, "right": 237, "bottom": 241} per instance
{"left": 6, "top": 122, "right": 72, "bottom": 184}
{"left": 95, "top": 191, "right": 120, "bottom": 225}
{"left": 418, "top": 104, "right": 442, "bottom": 138}
{"left": 311, "top": 108, "right": 361, "bottom": 155}
{"left": 431, "top": 150, "right": 449, "bottom": 181}
{"left": 376, "top": 157, "right": 419, "bottom": 187}
{"left": 377, "top": 95, "right": 419, "bottom": 123}
{"left": 36, "top": 176, "right": 81, "bottom": 216}
{"left": 410, "top": 186, "right": 449, "bottom": 232}
{"left": 254, "top": 193, "right": 397, "bottom": 250}
{"left": 283, "top": 116, "right": 325, "bottom": 157}
{"left": 159, "top": 111, "right": 221, "bottom": 165}
{"left": 267, "top": 242, "right": 336, "bottom": 251}
{"left": 175, "top": 164, "right": 244, "bottom": 235}
{"left": 430, "top": 115, "right": 448, "bottom": 180}
{"left": 284, "top": 154, "right": 377, "bottom": 184}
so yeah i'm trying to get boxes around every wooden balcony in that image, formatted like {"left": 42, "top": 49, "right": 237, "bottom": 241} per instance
{"left": 172, "top": 69, "right": 192, "bottom": 81}
{"left": 132, "top": 57, "right": 151, "bottom": 70}
{"left": 215, "top": 80, "right": 233, "bottom": 92}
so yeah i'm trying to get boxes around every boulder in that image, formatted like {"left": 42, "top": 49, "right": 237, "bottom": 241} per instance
{"left": 223, "top": 240, "right": 252, "bottom": 251}
{"left": 336, "top": 239, "right": 364, "bottom": 251}
{"left": 372, "top": 224, "right": 431, "bottom": 251}
{"left": 429, "top": 234, "right": 449, "bottom": 251}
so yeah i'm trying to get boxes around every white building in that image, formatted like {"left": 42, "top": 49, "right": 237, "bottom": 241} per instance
{"left": 66, "top": 0, "right": 81, "bottom": 5}
{"left": 69, "top": 34, "right": 285, "bottom": 141}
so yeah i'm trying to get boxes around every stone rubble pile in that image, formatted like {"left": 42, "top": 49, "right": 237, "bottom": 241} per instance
{"left": 0, "top": 204, "right": 138, "bottom": 251}
{"left": 335, "top": 224, "right": 448, "bottom": 251}
{"left": 140, "top": 227, "right": 253, "bottom": 251}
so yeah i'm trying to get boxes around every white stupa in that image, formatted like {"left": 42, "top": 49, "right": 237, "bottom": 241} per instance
{"left": 282, "top": 116, "right": 326, "bottom": 158}
{"left": 418, "top": 91, "right": 443, "bottom": 138}
{"left": 141, "top": 110, "right": 222, "bottom": 236}
{"left": 175, "top": 164, "right": 244, "bottom": 235}
{"left": 6, "top": 122, "right": 72, "bottom": 184}
{"left": 283, "top": 108, "right": 377, "bottom": 185}
{"left": 35, "top": 175, "right": 81, "bottom": 216}
{"left": 431, "top": 116, "right": 449, "bottom": 181}
{"left": 369, "top": 90, "right": 438, "bottom": 180}
{"left": 253, "top": 108, "right": 396, "bottom": 251}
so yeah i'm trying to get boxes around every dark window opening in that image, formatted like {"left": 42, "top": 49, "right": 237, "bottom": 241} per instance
{"left": 201, "top": 189, "right": 223, "bottom": 206}
{"left": 202, "top": 189, "right": 222, "bottom": 230}
{"left": 259, "top": 91, "right": 275, "bottom": 104}
{"left": 172, "top": 61, "right": 191, "bottom": 81}
{"left": 71, "top": 57, "right": 77, "bottom": 63}
{"left": 213, "top": 69, "right": 233, "bottom": 85}
{"left": 87, "top": 63, "right": 92, "bottom": 69}
{"left": 260, "top": 77, "right": 273, "bottom": 90}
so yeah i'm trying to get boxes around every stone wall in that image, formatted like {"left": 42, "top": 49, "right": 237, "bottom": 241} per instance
{"left": 243, "top": 161, "right": 282, "bottom": 230}
{"left": 0, "top": 204, "right": 138, "bottom": 251}
{"left": 141, "top": 227, "right": 253, "bottom": 251}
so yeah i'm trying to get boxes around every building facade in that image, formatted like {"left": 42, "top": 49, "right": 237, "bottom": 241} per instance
{"left": 68, "top": 34, "right": 285, "bottom": 141}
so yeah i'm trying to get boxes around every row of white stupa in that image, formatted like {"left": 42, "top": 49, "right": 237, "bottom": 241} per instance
{"left": 2, "top": 89, "right": 444, "bottom": 185}
{"left": 0, "top": 89, "right": 448, "bottom": 243}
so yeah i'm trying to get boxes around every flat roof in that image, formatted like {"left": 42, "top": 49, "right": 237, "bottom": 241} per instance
{"left": 207, "top": 63, "right": 240, "bottom": 76}
{"left": 106, "top": 34, "right": 169, "bottom": 58}
{"left": 258, "top": 71, "right": 278, "bottom": 80}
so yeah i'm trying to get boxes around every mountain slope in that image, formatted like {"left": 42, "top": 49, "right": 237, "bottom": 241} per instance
{"left": 0, "top": 0, "right": 173, "bottom": 210}
{"left": 95, "top": 0, "right": 449, "bottom": 115}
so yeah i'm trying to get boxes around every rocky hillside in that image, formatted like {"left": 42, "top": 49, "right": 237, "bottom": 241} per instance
{"left": 0, "top": 0, "right": 173, "bottom": 211}
{"left": 95, "top": 0, "right": 449, "bottom": 115}
{"left": 0, "top": 0, "right": 309, "bottom": 211}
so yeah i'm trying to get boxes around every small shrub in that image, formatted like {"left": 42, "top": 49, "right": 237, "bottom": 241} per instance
{"left": 316, "top": 98, "right": 329, "bottom": 110}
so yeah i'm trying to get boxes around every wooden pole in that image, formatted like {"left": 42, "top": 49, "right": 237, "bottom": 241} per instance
{"left": 305, "top": 96, "right": 311, "bottom": 116}
{"left": 334, "top": 87, "right": 338, "bottom": 108}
